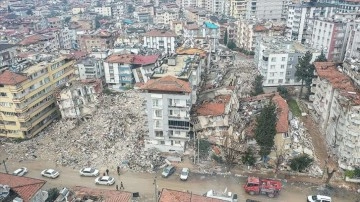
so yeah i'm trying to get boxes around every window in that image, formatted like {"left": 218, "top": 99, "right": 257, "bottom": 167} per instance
{"left": 271, "top": 57, "right": 276, "bottom": 62}
{"left": 155, "top": 131, "right": 164, "bottom": 137}
{"left": 281, "top": 65, "right": 285, "bottom": 69}
{"left": 174, "top": 141, "right": 181, "bottom": 145}
{"left": 0, "top": 92, "right": 7, "bottom": 97}
{"left": 270, "top": 65, "right": 275, "bottom": 69}
{"left": 278, "top": 79, "right": 283, "bottom": 83}
{"left": 286, "top": 71, "right": 291, "bottom": 76}
{"left": 280, "top": 72, "right": 284, "bottom": 76}
{"left": 270, "top": 72, "right": 275, "bottom": 76}
{"left": 268, "top": 79, "right": 274, "bottom": 84}
{"left": 289, "top": 57, "right": 293, "bottom": 61}
{"left": 160, "top": 141, "right": 165, "bottom": 145}
{"left": 0, "top": 102, "right": 12, "bottom": 107}
{"left": 154, "top": 110, "right": 162, "bottom": 118}
{"left": 153, "top": 99, "right": 162, "bottom": 107}
{"left": 154, "top": 120, "right": 162, "bottom": 128}
{"left": 287, "top": 64, "right": 292, "bottom": 68}
{"left": 283, "top": 133, "right": 290, "bottom": 138}
{"left": 281, "top": 57, "right": 286, "bottom": 61}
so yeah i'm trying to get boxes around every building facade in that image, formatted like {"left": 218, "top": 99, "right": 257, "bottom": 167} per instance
{"left": 311, "top": 62, "right": 360, "bottom": 170}
{"left": 77, "top": 57, "right": 104, "bottom": 80}
{"left": 254, "top": 36, "right": 320, "bottom": 87}
{"left": 78, "top": 30, "right": 117, "bottom": 52}
{"left": 141, "top": 76, "right": 192, "bottom": 152}
{"left": 0, "top": 44, "right": 17, "bottom": 68}
{"left": 94, "top": 7, "right": 113, "bottom": 16}
{"left": 143, "top": 30, "right": 177, "bottom": 53}
{"left": 0, "top": 56, "right": 76, "bottom": 138}
{"left": 155, "top": 10, "right": 179, "bottom": 25}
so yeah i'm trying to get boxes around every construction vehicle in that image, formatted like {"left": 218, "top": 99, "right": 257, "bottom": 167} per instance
{"left": 243, "top": 177, "right": 282, "bottom": 198}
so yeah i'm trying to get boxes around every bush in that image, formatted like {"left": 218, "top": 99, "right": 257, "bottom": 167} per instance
{"left": 345, "top": 168, "right": 360, "bottom": 178}
{"left": 46, "top": 188, "right": 59, "bottom": 202}
{"left": 211, "top": 154, "right": 223, "bottom": 164}
{"left": 198, "top": 139, "right": 211, "bottom": 159}
{"left": 241, "top": 148, "right": 256, "bottom": 166}
{"left": 277, "top": 86, "right": 289, "bottom": 100}
{"left": 290, "top": 154, "right": 313, "bottom": 172}
{"left": 103, "top": 88, "right": 113, "bottom": 95}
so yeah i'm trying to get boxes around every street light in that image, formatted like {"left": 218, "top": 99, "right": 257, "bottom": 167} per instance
{"left": 0, "top": 158, "right": 9, "bottom": 174}
{"left": 153, "top": 176, "right": 158, "bottom": 202}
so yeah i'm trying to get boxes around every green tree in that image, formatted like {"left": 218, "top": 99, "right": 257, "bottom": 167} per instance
{"left": 250, "top": 75, "right": 264, "bottom": 96}
{"left": 289, "top": 154, "right": 313, "bottom": 172}
{"left": 224, "top": 29, "right": 228, "bottom": 45}
{"left": 242, "top": 147, "right": 256, "bottom": 166}
{"left": 277, "top": 86, "right": 289, "bottom": 100}
{"left": 254, "top": 103, "right": 277, "bottom": 158}
{"left": 26, "top": 9, "right": 33, "bottom": 15}
{"left": 227, "top": 40, "right": 236, "bottom": 50}
{"left": 295, "top": 51, "right": 314, "bottom": 98}
{"left": 46, "top": 188, "right": 59, "bottom": 202}
{"left": 95, "top": 16, "right": 101, "bottom": 29}
{"left": 315, "top": 50, "right": 328, "bottom": 62}
{"left": 197, "top": 139, "right": 210, "bottom": 159}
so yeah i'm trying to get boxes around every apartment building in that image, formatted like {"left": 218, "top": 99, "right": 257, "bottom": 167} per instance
{"left": 143, "top": 30, "right": 177, "bottom": 53}
{"left": 47, "top": 17, "right": 63, "bottom": 29}
{"left": 0, "top": 56, "right": 76, "bottom": 138}
{"left": 72, "top": 6, "right": 86, "bottom": 14}
{"left": 180, "top": 0, "right": 197, "bottom": 8}
{"left": 184, "top": 7, "right": 207, "bottom": 23}
{"left": 155, "top": 10, "right": 179, "bottom": 25}
{"left": 229, "top": 0, "right": 247, "bottom": 19}
{"left": 236, "top": 20, "right": 284, "bottom": 51}
{"left": 286, "top": 2, "right": 337, "bottom": 44}
{"left": 254, "top": 36, "right": 320, "bottom": 86}
{"left": 78, "top": 30, "right": 117, "bottom": 52}
{"left": 311, "top": 62, "right": 360, "bottom": 170}
{"left": 0, "top": 44, "right": 17, "bottom": 68}
{"left": 337, "top": 0, "right": 360, "bottom": 13}
{"left": 245, "top": 0, "right": 284, "bottom": 20}
{"left": 93, "top": 6, "right": 112, "bottom": 17}
{"left": 77, "top": 57, "right": 104, "bottom": 80}
{"left": 345, "top": 25, "right": 360, "bottom": 59}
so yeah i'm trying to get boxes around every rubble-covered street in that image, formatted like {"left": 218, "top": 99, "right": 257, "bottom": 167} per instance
{"left": 1, "top": 91, "right": 165, "bottom": 172}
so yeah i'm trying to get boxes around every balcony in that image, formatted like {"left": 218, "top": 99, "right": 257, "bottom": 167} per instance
{"left": 168, "top": 115, "right": 189, "bottom": 120}
{"left": 18, "top": 114, "right": 31, "bottom": 122}
{"left": 9, "top": 85, "right": 24, "bottom": 93}
{"left": 15, "top": 105, "right": 29, "bottom": 113}
{"left": 12, "top": 96, "right": 25, "bottom": 103}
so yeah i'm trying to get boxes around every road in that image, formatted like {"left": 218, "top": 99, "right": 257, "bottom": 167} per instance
{"left": 1, "top": 158, "right": 358, "bottom": 202}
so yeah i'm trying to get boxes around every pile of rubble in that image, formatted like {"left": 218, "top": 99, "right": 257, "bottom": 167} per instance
{"left": 3, "top": 91, "right": 164, "bottom": 172}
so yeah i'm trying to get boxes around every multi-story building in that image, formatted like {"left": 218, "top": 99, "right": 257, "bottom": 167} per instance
{"left": 236, "top": 20, "right": 284, "bottom": 51}
{"left": 229, "top": 0, "right": 247, "bottom": 19}
{"left": 141, "top": 76, "right": 191, "bottom": 152}
{"left": 47, "top": 17, "right": 63, "bottom": 29}
{"left": 143, "top": 29, "right": 177, "bottom": 53}
{"left": 286, "top": 2, "right": 337, "bottom": 44}
{"left": 311, "top": 62, "right": 360, "bottom": 170}
{"left": 337, "top": 0, "right": 360, "bottom": 13}
{"left": 59, "top": 27, "right": 77, "bottom": 50}
{"left": 184, "top": 7, "right": 207, "bottom": 23}
{"left": 0, "top": 44, "right": 17, "bottom": 68}
{"left": 155, "top": 10, "right": 179, "bottom": 25}
{"left": 77, "top": 57, "right": 104, "bottom": 80}
{"left": 57, "top": 79, "right": 102, "bottom": 119}
{"left": 344, "top": 25, "right": 360, "bottom": 60}
{"left": 254, "top": 36, "right": 320, "bottom": 86}
{"left": 180, "top": 0, "right": 197, "bottom": 8}
{"left": 245, "top": 0, "right": 284, "bottom": 20}
{"left": 93, "top": 6, "right": 112, "bottom": 16}
{"left": 78, "top": 30, "right": 117, "bottom": 52}
{"left": 72, "top": 6, "right": 86, "bottom": 15}
{"left": 0, "top": 56, "right": 76, "bottom": 138}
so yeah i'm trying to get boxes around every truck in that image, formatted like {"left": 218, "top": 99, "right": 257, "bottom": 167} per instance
{"left": 243, "top": 177, "right": 282, "bottom": 198}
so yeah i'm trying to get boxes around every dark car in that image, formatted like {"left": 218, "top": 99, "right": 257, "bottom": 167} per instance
{"left": 246, "top": 200, "right": 260, "bottom": 202}
{"left": 162, "top": 165, "right": 176, "bottom": 178}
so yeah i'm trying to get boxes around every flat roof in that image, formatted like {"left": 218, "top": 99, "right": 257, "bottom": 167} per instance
{"left": 23, "top": 56, "right": 68, "bottom": 74}
{"left": 153, "top": 55, "right": 190, "bottom": 79}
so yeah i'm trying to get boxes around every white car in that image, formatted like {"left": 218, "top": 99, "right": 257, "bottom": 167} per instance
{"left": 12, "top": 167, "right": 28, "bottom": 176}
{"left": 41, "top": 169, "right": 60, "bottom": 179}
{"left": 79, "top": 168, "right": 99, "bottom": 177}
{"left": 95, "top": 176, "right": 115, "bottom": 186}
{"left": 307, "top": 195, "right": 331, "bottom": 202}
{"left": 180, "top": 168, "right": 189, "bottom": 181}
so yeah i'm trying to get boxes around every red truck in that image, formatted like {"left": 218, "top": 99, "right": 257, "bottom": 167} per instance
{"left": 243, "top": 177, "right": 282, "bottom": 198}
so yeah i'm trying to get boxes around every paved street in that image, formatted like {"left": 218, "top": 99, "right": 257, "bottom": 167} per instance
{"left": 1, "top": 158, "right": 358, "bottom": 202}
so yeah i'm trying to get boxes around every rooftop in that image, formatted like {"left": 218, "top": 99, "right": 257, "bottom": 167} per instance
{"left": 144, "top": 29, "right": 177, "bottom": 37}
{"left": 159, "top": 188, "right": 225, "bottom": 202}
{"left": 0, "top": 70, "right": 28, "bottom": 85}
{"left": 292, "top": 2, "right": 337, "bottom": 8}
{"left": 0, "top": 173, "right": 46, "bottom": 202}
{"left": 195, "top": 95, "right": 231, "bottom": 116}
{"left": 105, "top": 54, "right": 159, "bottom": 65}
{"left": 260, "top": 36, "right": 318, "bottom": 54}
{"left": 314, "top": 62, "right": 360, "bottom": 105}
{"left": 23, "top": 56, "right": 70, "bottom": 75}
{"left": 72, "top": 186, "right": 132, "bottom": 202}
{"left": 272, "top": 94, "right": 289, "bottom": 133}
{"left": 0, "top": 43, "right": 16, "bottom": 52}
{"left": 141, "top": 75, "right": 191, "bottom": 93}
{"left": 153, "top": 55, "right": 196, "bottom": 79}
{"left": 176, "top": 48, "right": 207, "bottom": 57}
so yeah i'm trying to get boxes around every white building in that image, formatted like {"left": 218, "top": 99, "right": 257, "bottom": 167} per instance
{"left": 311, "top": 62, "right": 360, "bottom": 170}
{"left": 94, "top": 7, "right": 112, "bottom": 16}
{"left": 286, "top": 2, "right": 337, "bottom": 44}
{"left": 254, "top": 36, "right": 320, "bottom": 87}
{"left": 245, "top": 0, "right": 284, "bottom": 21}
{"left": 72, "top": 7, "right": 86, "bottom": 14}
{"left": 77, "top": 57, "right": 105, "bottom": 80}
{"left": 143, "top": 30, "right": 177, "bottom": 53}
{"left": 345, "top": 25, "right": 360, "bottom": 60}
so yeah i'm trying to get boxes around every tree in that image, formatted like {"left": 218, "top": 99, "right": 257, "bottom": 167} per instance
{"left": 46, "top": 188, "right": 59, "bottom": 202}
{"left": 197, "top": 139, "right": 210, "bottom": 159}
{"left": 254, "top": 103, "right": 277, "bottom": 158}
{"left": 250, "top": 75, "right": 264, "bottom": 96}
{"left": 224, "top": 29, "right": 228, "bottom": 45}
{"left": 277, "top": 86, "right": 289, "bottom": 100}
{"left": 7, "top": 5, "right": 12, "bottom": 13}
{"left": 26, "top": 9, "right": 33, "bottom": 15}
{"left": 223, "top": 136, "right": 241, "bottom": 171}
{"left": 295, "top": 51, "right": 314, "bottom": 98}
{"left": 64, "top": 16, "right": 71, "bottom": 24}
{"left": 315, "top": 50, "right": 328, "bottom": 62}
{"left": 242, "top": 147, "right": 256, "bottom": 166}
{"left": 227, "top": 41, "right": 236, "bottom": 50}
{"left": 95, "top": 16, "right": 101, "bottom": 29}
{"left": 289, "top": 154, "right": 313, "bottom": 172}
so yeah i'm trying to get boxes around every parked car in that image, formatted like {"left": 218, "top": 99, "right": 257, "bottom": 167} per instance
{"left": 41, "top": 169, "right": 59, "bottom": 179}
{"left": 180, "top": 168, "right": 189, "bottom": 181}
{"left": 162, "top": 165, "right": 176, "bottom": 178}
{"left": 307, "top": 195, "right": 331, "bottom": 202}
{"left": 79, "top": 168, "right": 99, "bottom": 177}
{"left": 95, "top": 176, "right": 115, "bottom": 186}
{"left": 12, "top": 167, "right": 28, "bottom": 176}
{"left": 246, "top": 199, "right": 260, "bottom": 202}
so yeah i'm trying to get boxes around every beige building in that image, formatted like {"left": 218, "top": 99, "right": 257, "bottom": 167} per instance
{"left": 0, "top": 56, "right": 76, "bottom": 138}
{"left": 155, "top": 10, "right": 179, "bottom": 25}
{"left": 311, "top": 62, "right": 360, "bottom": 170}
{"left": 72, "top": 7, "right": 86, "bottom": 15}
{"left": 78, "top": 30, "right": 117, "bottom": 52}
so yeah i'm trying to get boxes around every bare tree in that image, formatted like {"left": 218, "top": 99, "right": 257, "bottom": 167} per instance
{"left": 223, "top": 136, "right": 242, "bottom": 172}
{"left": 325, "top": 167, "right": 336, "bottom": 184}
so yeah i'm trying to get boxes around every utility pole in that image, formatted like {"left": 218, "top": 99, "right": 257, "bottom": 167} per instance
{"left": 1, "top": 158, "right": 8, "bottom": 174}
{"left": 197, "top": 136, "right": 200, "bottom": 164}
{"left": 193, "top": 131, "right": 196, "bottom": 164}
{"left": 153, "top": 176, "right": 158, "bottom": 202}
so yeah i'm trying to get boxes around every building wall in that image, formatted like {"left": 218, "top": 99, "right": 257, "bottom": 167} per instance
{"left": 345, "top": 28, "right": 360, "bottom": 59}
{"left": 78, "top": 34, "right": 115, "bottom": 52}
{"left": 155, "top": 11, "right": 179, "bottom": 25}
{"left": 246, "top": 0, "right": 284, "bottom": 20}
{"left": 0, "top": 57, "right": 76, "bottom": 138}
{"left": 143, "top": 93, "right": 191, "bottom": 152}
{"left": 94, "top": 7, "right": 112, "bottom": 16}
{"left": 0, "top": 45, "right": 17, "bottom": 67}
{"left": 103, "top": 62, "right": 134, "bottom": 90}
{"left": 143, "top": 36, "right": 176, "bottom": 53}
{"left": 72, "top": 7, "right": 85, "bottom": 15}
{"left": 77, "top": 60, "right": 104, "bottom": 80}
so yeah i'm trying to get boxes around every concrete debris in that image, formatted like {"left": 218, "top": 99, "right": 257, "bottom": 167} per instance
{"left": 3, "top": 91, "right": 165, "bottom": 172}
